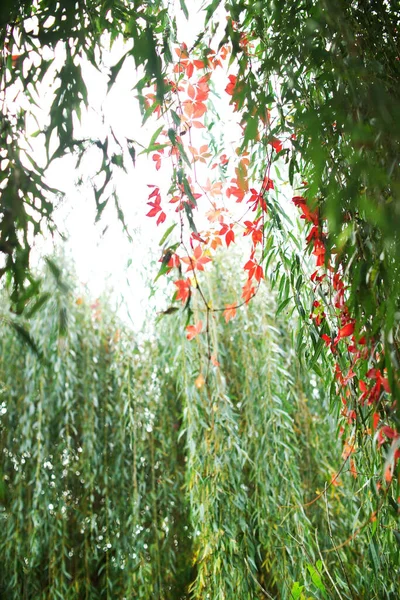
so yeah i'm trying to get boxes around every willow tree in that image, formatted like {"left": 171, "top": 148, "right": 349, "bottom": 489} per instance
{"left": 1, "top": 258, "right": 397, "bottom": 599}
{"left": 0, "top": 261, "right": 193, "bottom": 599}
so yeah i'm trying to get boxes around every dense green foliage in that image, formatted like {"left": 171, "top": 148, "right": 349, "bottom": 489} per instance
{"left": 0, "top": 265, "right": 192, "bottom": 599}
{"left": 0, "top": 262, "right": 399, "bottom": 599}
{"left": 1, "top": 1, "right": 399, "bottom": 598}
{"left": 218, "top": 0, "right": 400, "bottom": 407}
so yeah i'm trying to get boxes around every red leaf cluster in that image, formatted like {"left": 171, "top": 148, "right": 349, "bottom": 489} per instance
{"left": 174, "top": 44, "right": 205, "bottom": 78}
{"left": 146, "top": 186, "right": 166, "bottom": 225}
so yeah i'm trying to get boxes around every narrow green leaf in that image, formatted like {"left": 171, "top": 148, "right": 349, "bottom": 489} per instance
{"left": 10, "top": 323, "right": 42, "bottom": 360}
{"left": 179, "top": 0, "right": 189, "bottom": 19}
{"left": 159, "top": 223, "right": 177, "bottom": 246}
{"left": 276, "top": 296, "right": 292, "bottom": 316}
{"left": 26, "top": 293, "right": 51, "bottom": 318}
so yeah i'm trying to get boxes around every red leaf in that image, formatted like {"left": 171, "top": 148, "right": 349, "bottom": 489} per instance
{"left": 338, "top": 322, "right": 355, "bottom": 339}
{"left": 193, "top": 102, "right": 207, "bottom": 119}
{"left": 186, "top": 62, "right": 194, "bottom": 78}
{"left": 167, "top": 253, "right": 181, "bottom": 268}
{"left": 186, "top": 320, "right": 202, "bottom": 340}
{"left": 372, "top": 412, "right": 380, "bottom": 430}
{"left": 223, "top": 303, "right": 237, "bottom": 323}
{"left": 268, "top": 137, "right": 283, "bottom": 153}
{"left": 174, "top": 279, "right": 191, "bottom": 304}
{"left": 156, "top": 211, "right": 166, "bottom": 225}
{"left": 146, "top": 207, "right": 160, "bottom": 217}
{"left": 292, "top": 196, "right": 306, "bottom": 207}
{"left": 225, "top": 229, "right": 235, "bottom": 247}
{"left": 210, "top": 354, "right": 220, "bottom": 367}
{"left": 152, "top": 153, "right": 162, "bottom": 170}
{"left": 225, "top": 75, "right": 237, "bottom": 96}
{"left": 181, "top": 245, "right": 211, "bottom": 272}
{"left": 241, "top": 279, "right": 255, "bottom": 303}
{"left": 262, "top": 176, "right": 274, "bottom": 190}
{"left": 321, "top": 334, "right": 331, "bottom": 346}
{"left": 381, "top": 426, "right": 398, "bottom": 440}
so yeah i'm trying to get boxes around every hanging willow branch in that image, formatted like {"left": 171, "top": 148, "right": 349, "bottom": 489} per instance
{"left": 0, "top": 257, "right": 398, "bottom": 599}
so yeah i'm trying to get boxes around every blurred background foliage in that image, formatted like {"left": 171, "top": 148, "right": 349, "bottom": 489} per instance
{"left": 0, "top": 257, "right": 398, "bottom": 599}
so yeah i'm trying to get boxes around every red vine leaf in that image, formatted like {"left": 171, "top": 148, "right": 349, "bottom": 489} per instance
{"left": 181, "top": 245, "right": 211, "bottom": 272}
{"left": 186, "top": 320, "right": 202, "bottom": 340}
{"left": 174, "top": 279, "right": 191, "bottom": 304}
{"left": 224, "top": 303, "right": 237, "bottom": 323}
{"left": 241, "top": 279, "right": 255, "bottom": 304}
{"left": 268, "top": 137, "right": 283, "bottom": 153}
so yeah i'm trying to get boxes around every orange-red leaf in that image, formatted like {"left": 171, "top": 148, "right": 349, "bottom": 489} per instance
{"left": 174, "top": 278, "right": 191, "bottom": 304}
{"left": 241, "top": 279, "right": 255, "bottom": 304}
{"left": 210, "top": 354, "right": 220, "bottom": 367}
{"left": 225, "top": 74, "right": 237, "bottom": 96}
{"left": 181, "top": 246, "right": 211, "bottom": 272}
{"left": 223, "top": 303, "right": 237, "bottom": 323}
{"left": 350, "top": 458, "right": 357, "bottom": 478}
{"left": 226, "top": 228, "right": 235, "bottom": 246}
{"left": 186, "top": 320, "right": 202, "bottom": 340}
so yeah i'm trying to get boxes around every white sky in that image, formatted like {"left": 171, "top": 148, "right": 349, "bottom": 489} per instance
{"left": 11, "top": 1, "right": 296, "bottom": 329}
{"left": 40, "top": 49, "right": 164, "bottom": 328}
{"left": 18, "top": 1, "right": 237, "bottom": 329}
{"left": 24, "top": 4, "right": 216, "bottom": 327}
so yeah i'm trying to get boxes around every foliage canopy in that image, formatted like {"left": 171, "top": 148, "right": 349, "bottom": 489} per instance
{"left": 0, "top": 1, "right": 399, "bottom": 597}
